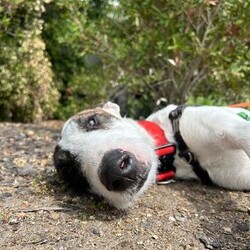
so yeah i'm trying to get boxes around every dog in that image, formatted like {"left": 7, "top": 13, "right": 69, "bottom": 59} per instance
{"left": 53, "top": 102, "right": 250, "bottom": 209}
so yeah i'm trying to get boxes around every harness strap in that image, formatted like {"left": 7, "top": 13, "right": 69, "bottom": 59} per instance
{"left": 138, "top": 120, "right": 176, "bottom": 182}
{"left": 169, "top": 106, "right": 213, "bottom": 185}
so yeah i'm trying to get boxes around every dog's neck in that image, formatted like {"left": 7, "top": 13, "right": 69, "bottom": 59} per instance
{"left": 138, "top": 120, "right": 176, "bottom": 182}
{"left": 138, "top": 120, "right": 169, "bottom": 153}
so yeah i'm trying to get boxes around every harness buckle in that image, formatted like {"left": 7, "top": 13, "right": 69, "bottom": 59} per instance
{"left": 156, "top": 143, "right": 176, "bottom": 184}
{"left": 137, "top": 120, "right": 177, "bottom": 184}
{"left": 179, "top": 151, "right": 194, "bottom": 164}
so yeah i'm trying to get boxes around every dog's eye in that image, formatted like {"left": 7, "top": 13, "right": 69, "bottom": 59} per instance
{"left": 86, "top": 115, "right": 98, "bottom": 130}
{"left": 88, "top": 118, "right": 96, "bottom": 126}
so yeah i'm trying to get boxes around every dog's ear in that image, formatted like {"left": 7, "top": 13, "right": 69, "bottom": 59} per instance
{"left": 102, "top": 102, "right": 121, "bottom": 117}
{"left": 53, "top": 145, "right": 90, "bottom": 191}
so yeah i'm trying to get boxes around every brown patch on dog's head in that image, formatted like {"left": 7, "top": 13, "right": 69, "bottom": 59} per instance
{"left": 72, "top": 109, "right": 120, "bottom": 132}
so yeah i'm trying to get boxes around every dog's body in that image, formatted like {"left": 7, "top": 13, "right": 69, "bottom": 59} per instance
{"left": 54, "top": 102, "right": 250, "bottom": 209}
{"left": 148, "top": 105, "right": 250, "bottom": 190}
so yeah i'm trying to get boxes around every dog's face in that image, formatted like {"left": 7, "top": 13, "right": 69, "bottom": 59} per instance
{"left": 54, "top": 102, "right": 158, "bottom": 209}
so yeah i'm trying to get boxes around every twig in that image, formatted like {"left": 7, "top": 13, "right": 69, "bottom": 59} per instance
{"left": 24, "top": 239, "right": 48, "bottom": 245}
{"left": 222, "top": 206, "right": 250, "bottom": 214}
{"left": 12, "top": 207, "right": 72, "bottom": 213}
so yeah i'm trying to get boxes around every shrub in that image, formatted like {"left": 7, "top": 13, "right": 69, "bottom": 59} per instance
{"left": 0, "top": 0, "right": 58, "bottom": 122}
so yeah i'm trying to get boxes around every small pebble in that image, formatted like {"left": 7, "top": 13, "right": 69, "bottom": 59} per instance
{"left": 2, "top": 157, "right": 9, "bottom": 162}
{"left": 17, "top": 165, "right": 37, "bottom": 176}
{"left": 13, "top": 179, "right": 20, "bottom": 188}
{"left": 0, "top": 192, "right": 12, "bottom": 199}
{"left": 50, "top": 212, "right": 60, "bottom": 221}
{"left": 151, "top": 234, "right": 158, "bottom": 240}
{"left": 9, "top": 218, "right": 19, "bottom": 225}
{"left": 92, "top": 227, "right": 101, "bottom": 236}
{"left": 237, "top": 222, "right": 249, "bottom": 232}
{"left": 25, "top": 130, "right": 35, "bottom": 137}
{"left": 223, "top": 227, "right": 232, "bottom": 233}
{"left": 137, "top": 241, "right": 143, "bottom": 245}
{"left": 169, "top": 216, "right": 176, "bottom": 222}
{"left": 175, "top": 214, "right": 187, "bottom": 222}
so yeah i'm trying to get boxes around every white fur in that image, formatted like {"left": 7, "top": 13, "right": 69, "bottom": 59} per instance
{"left": 148, "top": 105, "right": 250, "bottom": 190}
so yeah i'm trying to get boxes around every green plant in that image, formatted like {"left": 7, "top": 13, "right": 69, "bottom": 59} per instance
{"left": 0, "top": 0, "right": 59, "bottom": 122}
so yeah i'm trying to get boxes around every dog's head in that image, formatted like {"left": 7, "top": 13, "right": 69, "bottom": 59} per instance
{"left": 53, "top": 102, "right": 158, "bottom": 209}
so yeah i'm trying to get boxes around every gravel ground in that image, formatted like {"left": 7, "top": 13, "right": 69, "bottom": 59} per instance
{"left": 0, "top": 121, "right": 249, "bottom": 250}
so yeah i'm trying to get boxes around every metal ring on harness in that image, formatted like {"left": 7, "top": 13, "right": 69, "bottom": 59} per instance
{"left": 186, "top": 151, "right": 193, "bottom": 164}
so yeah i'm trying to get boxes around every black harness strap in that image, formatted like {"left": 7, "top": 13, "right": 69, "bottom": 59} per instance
{"left": 169, "top": 106, "right": 213, "bottom": 185}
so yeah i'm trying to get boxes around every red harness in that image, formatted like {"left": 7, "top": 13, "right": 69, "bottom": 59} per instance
{"left": 138, "top": 120, "right": 176, "bottom": 183}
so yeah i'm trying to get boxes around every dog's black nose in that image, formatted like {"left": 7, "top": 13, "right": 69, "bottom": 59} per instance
{"left": 99, "top": 149, "right": 138, "bottom": 192}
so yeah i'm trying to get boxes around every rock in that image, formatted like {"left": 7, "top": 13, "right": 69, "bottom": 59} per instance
{"left": 25, "top": 130, "right": 35, "bottom": 137}
{"left": 137, "top": 241, "right": 144, "bottom": 245}
{"left": 184, "top": 245, "right": 199, "bottom": 250}
{"left": 17, "top": 165, "right": 37, "bottom": 176}
{"left": 198, "top": 235, "right": 220, "bottom": 249}
{"left": 1, "top": 157, "right": 9, "bottom": 162}
{"left": 169, "top": 216, "right": 176, "bottom": 222}
{"left": 151, "top": 233, "right": 158, "bottom": 240}
{"left": 50, "top": 212, "right": 60, "bottom": 221}
{"left": 92, "top": 227, "right": 101, "bottom": 236}
{"left": 89, "top": 215, "right": 96, "bottom": 220}
{"left": 237, "top": 222, "right": 249, "bottom": 232}
{"left": 175, "top": 214, "right": 187, "bottom": 222}
{"left": 13, "top": 179, "right": 20, "bottom": 188}
{"left": 9, "top": 218, "right": 19, "bottom": 225}
{"left": 223, "top": 227, "right": 232, "bottom": 233}
{"left": 0, "top": 192, "right": 12, "bottom": 199}
{"left": 15, "top": 188, "right": 33, "bottom": 196}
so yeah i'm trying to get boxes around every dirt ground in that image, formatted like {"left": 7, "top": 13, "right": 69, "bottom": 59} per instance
{"left": 0, "top": 121, "right": 249, "bottom": 250}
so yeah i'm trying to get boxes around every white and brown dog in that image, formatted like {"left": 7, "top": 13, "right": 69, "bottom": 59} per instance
{"left": 54, "top": 102, "right": 250, "bottom": 209}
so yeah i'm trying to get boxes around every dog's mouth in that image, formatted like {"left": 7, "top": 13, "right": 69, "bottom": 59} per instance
{"left": 98, "top": 149, "right": 150, "bottom": 192}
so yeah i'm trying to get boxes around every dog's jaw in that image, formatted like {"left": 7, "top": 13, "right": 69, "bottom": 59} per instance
{"left": 87, "top": 162, "right": 157, "bottom": 210}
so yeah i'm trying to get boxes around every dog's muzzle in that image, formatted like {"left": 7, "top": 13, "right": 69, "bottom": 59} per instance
{"left": 99, "top": 149, "right": 147, "bottom": 192}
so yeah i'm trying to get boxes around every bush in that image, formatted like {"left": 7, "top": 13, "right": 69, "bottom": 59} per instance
{"left": 43, "top": 0, "right": 250, "bottom": 119}
{"left": 0, "top": 0, "right": 58, "bottom": 122}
